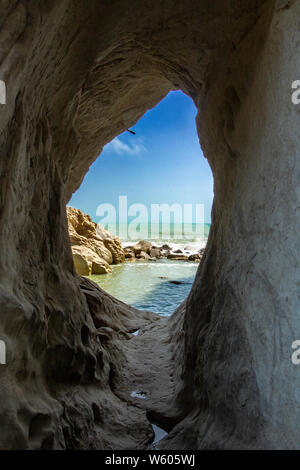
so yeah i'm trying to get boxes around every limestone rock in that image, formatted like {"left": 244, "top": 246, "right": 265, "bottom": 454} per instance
{"left": 188, "top": 253, "right": 201, "bottom": 262}
{"left": 96, "top": 224, "right": 115, "bottom": 240}
{"left": 92, "top": 261, "right": 112, "bottom": 275}
{"left": 167, "top": 253, "right": 189, "bottom": 261}
{"left": 150, "top": 248, "right": 163, "bottom": 259}
{"left": 71, "top": 245, "right": 112, "bottom": 275}
{"left": 161, "top": 245, "right": 172, "bottom": 251}
{"left": 133, "top": 240, "right": 153, "bottom": 255}
{"left": 136, "top": 250, "right": 152, "bottom": 260}
{"left": 124, "top": 248, "right": 135, "bottom": 259}
{"left": 73, "top": 252, "right": 90, "bottom": 276}
{"left": 67, "top": 206, "right": 125, "bottom": 274}
{"left": 102, "top": 237, "right": 125, "bottom": 264}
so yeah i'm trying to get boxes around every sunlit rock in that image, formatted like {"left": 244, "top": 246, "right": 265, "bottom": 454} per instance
{"left": 67, "top": 206, "right": 124, "bottom": 274}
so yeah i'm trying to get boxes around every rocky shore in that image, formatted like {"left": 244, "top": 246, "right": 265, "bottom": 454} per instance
{"left": 67, "top": 207, "right": 205, "bottom": 276}
{"left": 67, "top": 206, "right": 125, "bottom": 275}
{"left": 124, "top": 241, "right": 205, "bottom": 263}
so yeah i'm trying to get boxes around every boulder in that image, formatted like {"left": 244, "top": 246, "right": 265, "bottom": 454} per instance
{"left": 150, "top": 248, "right": 162, "bottom": 258}
{"left": 92, "top": 261, "right": 112, "bottom": 275}
{"left": 71, "top": 245, "right": 111, "bottom": 275}
{"left": 67, "top": 207, "right": 93, "bottom": 235}
{"left": 161, "top": 244, "right": 172, "bottom": 251}
{"left": 102, "top": 238, "right": 125, "bottom": 264}
{"left": 136, "top": 251, "right": 152, "bottom": 260}
{"left": 96, "top": 224, "right": 115, "bottom": 240}
{"left": 188, "top": 254, "right": 201, "bottom": 262}
{"left": 87, "top": 239, "right": 113, "bottom": 264}
{"left": 126, "top": 257, "right": 136, "bottom": 262}
{"left": 67, "top": 206, "right": 125, "bottom": 275}
{"left": 133, "top": 240, "right": 153, "bottom": 255}
{"left": 73, "top": 253, "right": 90, "bottom": 276}
{"left": 167, "top": 253, "right": 189, "bottom": 261}
{"left": 124, "top": 248, "right": 135, "bottom": 259}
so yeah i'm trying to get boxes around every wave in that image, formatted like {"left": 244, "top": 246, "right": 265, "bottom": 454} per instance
{"left": 122, "top": 237, "right": 207, "bottom": 255}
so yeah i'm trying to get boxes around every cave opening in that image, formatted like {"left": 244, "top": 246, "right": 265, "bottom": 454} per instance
{"left": 0, "top": 0, "right": 293, "bottom": 450}
{"left": 68, "top": 90, "right": 213, "bottom": 317}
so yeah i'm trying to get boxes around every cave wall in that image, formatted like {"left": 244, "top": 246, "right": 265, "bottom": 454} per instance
{"left": 169, "top": 0, "right": 300, "bottom": 449}
{"left": 1, "top": 0, "right": 299, "bottom": 449}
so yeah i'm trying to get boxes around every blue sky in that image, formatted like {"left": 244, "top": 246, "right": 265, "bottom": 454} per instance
{"left": 70, "top": 91, "right": 214, "bottom": 223}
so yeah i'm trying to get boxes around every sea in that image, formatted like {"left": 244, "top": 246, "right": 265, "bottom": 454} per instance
{"left": 89, "top": 223, "right": 210, "bottom": 316}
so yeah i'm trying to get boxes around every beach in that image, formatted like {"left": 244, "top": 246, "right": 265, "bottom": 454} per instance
{"left": 90, "top": 224, "right": 209, "bottom": 315}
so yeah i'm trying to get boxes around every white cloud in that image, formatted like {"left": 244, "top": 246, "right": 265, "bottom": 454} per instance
{"left": 104, "top": 137, "right": 146, "bottom": 156}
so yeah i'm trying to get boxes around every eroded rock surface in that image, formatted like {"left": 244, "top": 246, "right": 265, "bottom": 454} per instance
{"left": 67, "top": 206, "right": 124, "bottom": 275}
{"left": 0, "top": 0, "right": 299, "bottom": 450}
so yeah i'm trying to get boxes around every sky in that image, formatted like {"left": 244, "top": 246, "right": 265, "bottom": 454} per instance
{"left": 70, "top": 90, "right": 214, "bottom": 224}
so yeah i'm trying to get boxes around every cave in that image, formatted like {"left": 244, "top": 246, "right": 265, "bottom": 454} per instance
{"left": 0, "top": 0, "right": 299, "bottom": 450}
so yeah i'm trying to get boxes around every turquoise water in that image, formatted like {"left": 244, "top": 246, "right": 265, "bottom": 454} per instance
{"left": 98, "top": 222, "right": 210, "bottom": 246}
{"left": 90, "top": 223, "right": 209, "bottom": 316}
{"left": 90, "top": 259, "right": 199, "bottom": 316}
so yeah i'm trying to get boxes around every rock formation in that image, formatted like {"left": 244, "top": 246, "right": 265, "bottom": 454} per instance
{"left": 67, "top": 206, "right": 125, "bottom": 275}
{"left": 0, "top": 0, "right": 299, "bottom": 451}
{"left": 124, "top": 241, "right": 203, "bottom": 262}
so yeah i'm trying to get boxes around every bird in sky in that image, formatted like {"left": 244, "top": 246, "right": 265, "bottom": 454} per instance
{"left": 127, "top": 129, "right": 136, "bottom": 135}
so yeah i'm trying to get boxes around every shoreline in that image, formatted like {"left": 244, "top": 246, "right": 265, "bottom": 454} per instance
{"left": 90, "top": 258, "right": 199, "bottom": 316}
{"left": 67, "top": 206, "right": 207, "bottom": 278}
{"left": 122, "top": 240, "right": 206, "bottom": 263}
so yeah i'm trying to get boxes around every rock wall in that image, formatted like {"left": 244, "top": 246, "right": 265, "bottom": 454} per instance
{"left": 0, "top": 0, "right": 299, "bottom": 450}
{"left": 170, "top": 1, "right": 300, "bottom": 449}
